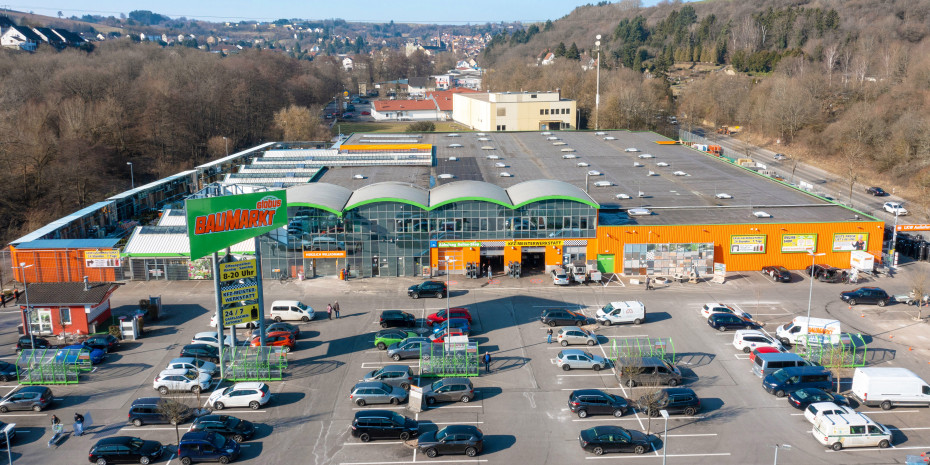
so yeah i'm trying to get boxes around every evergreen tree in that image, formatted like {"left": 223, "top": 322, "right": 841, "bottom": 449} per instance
{"left": 566, "top": 42, "right": 580, "bottom": 60}
{"left": 554, "top": 42, "right": 566, "bottom": 57}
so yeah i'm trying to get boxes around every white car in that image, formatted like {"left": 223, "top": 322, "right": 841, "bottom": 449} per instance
{"left": 153, "top": 368, "right": 212, "bottom": 395}
{"left": 561, "top": 154, "right": 578, "bottom": 159}
{"left": 804, "top": 402, "right": 855, "bottom": 425}
{"left": 624, "top": 148, "right": 640, "bottom": 152}
{"left": 884, "top": 202, "right": 908, "bottom": 216}
{"left": 593, "top": 181, "right": 612, "bottom": 187}
{"left": 604, "top": 136, "right": 616, "bottom": 141}
{"left": 594, "top": 131, "right": 607, "bottom": 136}
{"left": 638, "top": 154, "right": 654, "bottom": 159}
{"left": 587, "top": 170, "right": 602, "bottom": 176}
{"left": 715, "top": 193, "right": 733, "bottom": 199}
{"left": 774, "top": 153, "right": 787, "bottom": 160}
{"left": 166, "top": 357, "right": 218, "bottom": 377}
{"left": 701, "top": 303, "right": 752, "bottom": 320}
{"left": 577, "top": 162, "right": 590, "bottom": 167}
{"left": 192, "top": 331, "right": 233, "bottom": 348}
{"left": 208, "top": 382, "right": 271, "bottom": 410}
{"left": 732, "top": 330, "right": 784, "bottom": 353}
{"left": 551, "top": 269, "right": 570, "bottom": 286}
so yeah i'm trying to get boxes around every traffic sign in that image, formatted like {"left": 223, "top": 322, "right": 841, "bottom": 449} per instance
{"left": 223, "top": 303, "right": 259, "bottom": 327}
{"left": 219, "top": 259, "right": 257, "bottom": 281}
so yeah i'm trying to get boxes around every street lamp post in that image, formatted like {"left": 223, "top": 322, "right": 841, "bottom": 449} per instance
{"left": 889, "top": 187, "right": 899, "bottom": 272}
{"left": 2, "top": 422, "right": 14, "bottom": 464}
{"left": 773, "top": 443, "right": 791, "bottom": 464}
{"left": 660, "top": 409, "right": 669, "bottom": 465}
{"left": 806, "top": 250, "right": 826, "bottom": 323}
{"left": 594, "top": 34, "right": 601, "bottom": 131}
{"left": 17, "top": 263, "right": 35, "bottom": 352}
{"left": 127, "top": 162, "right": 134, "bottom": 189}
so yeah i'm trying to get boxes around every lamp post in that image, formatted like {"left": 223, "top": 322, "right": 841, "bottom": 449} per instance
{"left": 127, "top": 162, "right": 134, "bottom": 189}
{"left": 594, "top": 34, "right": 601, "bottom": 131}
{"left": 773, "top": 443, "right": 791, "bottom": 464}
{"left": 2, "top": 422, "right": 14, "bottom": 464}
{"left": 806, "top": 250, "right": 826, "bottom": 323}
{"left": 889, "top": 187, "right": 899, "bottom": 272}
{"left": 660, "top": 409, "right": 669, "bottom": 465}
{"left": 17, "top": 263, "right": 35, "bottom": 352}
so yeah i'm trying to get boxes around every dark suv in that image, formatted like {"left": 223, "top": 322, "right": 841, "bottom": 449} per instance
{"left": 88, "top": 436, "right": 163, "bottom": 465}
{"left": 841, "top": 287, "right": 890, "bottom": 306}
{"left": 568, "top": 389, "right": 629, "bottom": 418}
{"left": 15, "top": 336, "right": 51, "bottom": 352}
{"left": 380, "top": 310, "right": 416, "bottom": 328}
{"left": 351, "top": 410, "right": 419, "bottom": 442}
{"left": 128, "top": 397, "right": 193, "bottom": 426}
{"left": 540, "top": 309, "right": 587, "bottom": 327}
{"left": 636, "top": 388, "right": 700, "bottom": 417}
{"left": 190, "top": 415, "right": 256, "bottom": 443}
{"left": 178, "top": 431, "right": 240, "bottom": 464}
{"left": 806, "top": 264, "right": 847, "bottom": 283}
{"left": 762, "top": 266, "right": 791, "bottom": 283}
{"left": 407, "top": 281, "right": 447, "bottom": 299}
{"left": 179, "top": 344, "right": 220, "bottom": 363}
{"left": 866, "top": 186, "right": 887, "bottom": 196}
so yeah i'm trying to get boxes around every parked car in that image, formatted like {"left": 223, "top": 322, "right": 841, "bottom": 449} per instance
{"left": 618, "top": 356, "right": 682, "bottom": 387}
{"left": 178, "top": 431, "right": 240, "bottom": 464}
{"left": 349, "top": 381, "right": 408, "bottom": 406}
{"left": 379, "top": 310, "right": 416, "bottom": 328}
{"left": 426, "top": 308, "right": 471, "bottom": 326}
{"left": 351, "top": 410, "right": 419, "bottom": 442}
{"left": 361, "top": 111, "right": 371, "bottom": 116}
{"left": 387, "top": 337, "right": 431, "bottom": 361}
{"left": 15, "top": 336, "right": 51, "bottom": 352}
{"left": 557, "top": 349, "right": 608, "bottom": 371}
{"left": 578, "top": 425, "right": 649, "bottom": 455}
{"left": 884, "top": 201, "right": 908, "bottom": 215}
{"left": 191, "top": 332, "right": 233, "bottom": 348}
{"left": 707, "top": 313, "right": 759, "bottom": 332}
{"left": 0, "top": 362, "right": 18, "bottom": 382}
{"left": 360, "top": 365, "right": 413, "bottom": 390}
{"left": 540, "top": 309, "right": 587, "bottom": 327}
{"left": 774, "top": 153, "right": 788, "bottom": 160}
{"left": 749, "top": 346, "right": 783, "bottom": 362}
{"left": 428, "top": 329, "right": 466, "bottom": 343}
{"left": 421, "top": 378, "right": 475, "bottom": 405}
{"left": 88, "top": 436, "right": 163, "bottom": 465}
{"left": 636, "top": 388, "right": 701, "bottom": 416}
{"left": 804, "top": 402, "right": 856, "bottom": 425}
{"left": 762, "top": 266, "right": 792, "bottom": 283}
{"left": 374, "top": 329, "right": 417, "bottom": 350}
{"left": 154, "top": 368, "right": 212, "bottom": 394}
{"left": 557, "top": 326, "right": 598, "bottom": 346}
{"left": 407, "top": 281, "right": 447, "bottom": 299}
{"left": 701, "top": 303, "right": 752, "bottom": 319}
{"left": 189, "top": 415, "right": 256, "bottom": 442}
{"left": 207, "top": 382, "right": 271, "bottom": 410}
{"left": 812, "top": 413, "right": 892, "bottom": 450}
{"left": 417, "top": 425, "right": 483, "bottom": 458}
{"left": 732, "top": 330, "right": 785, "bottom": 353}
{"left": 866, "top": 186, "right": 887, "bottom": 196}
{"left": 83, "top": 334, "right": 120, "bottom": 352}
{"left": 180, "top": 344, "right": 220, "bottom": 364}
{"left": 788, "top": 388, "right": 849, "bottom": 410}
{"left": 0, "top": 386, "right": 52, "bottom": 412}
{"left": 0, "top": 421, "right": 13, "bottom": 446}
{"left": 763, "top": 366, "right": 833, "bottom": 397}
{"left": 806, "top": 264, "right": 847, "bottom": 283}
{"left": 249, "top": 331, "right": 295, "bottom": 352}
{"left": 57, "top": 344, "right": 105, "bottom": 365}
{"left": 249, "top": 322, "right": 299, "bottom": 340}
{"left": 128, "top": 397, "right": 194, "bottom": 426}
{"left": 840, "top": 287, "right": 890, "bottom": 306}
{"left": 568, "top": 389, "right": 628, "bottom": 418}
{"left": 431, "top": 318, "right": 470, "bottom": 336}
{"left": 551, "top": 269, "right": 570, "bottom": 285}
{"left": 269, "top": 300, "right": 314, "bottom": 322}
{"left": 596, "top": 301, "right": 646, "bottom": 326}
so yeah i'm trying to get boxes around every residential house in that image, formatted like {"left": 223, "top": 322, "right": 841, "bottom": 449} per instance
{"left": 342, "top": 56, "right": 354, "bottom": 71}
{"left": 371, "top": 99, "right": 440, "bottom": 122}
{"left": 581, "top": 54, "right": 597, "bottom": 71}
{"left": 432, "top": 74, "right": 451, "bottom": 90}
{"left": 53, "top": 28, "right": 85, "bottom": 46}
{"left": 407, "top": 77, "right": 434, "bottom": 98}
{"left": 540, "top": 52, "right": 556, "bottom": 66}
{"left": 1, "top": 25, "right": 42, "bottom": 51}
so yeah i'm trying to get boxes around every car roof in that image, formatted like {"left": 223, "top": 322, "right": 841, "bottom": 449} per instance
{"left": 263, "top": 331, "right": 293, "bottom": 337}
{"left": 571, "top": 389, "right": 609, "bottom": 396}
{"left": 778, "top": 365, "right": 829, "bottom": 374}
{"left": 735, "top": 329, "right": 766, "bottom": 337}
{"left": 355, "top": 381, "right": 389, "bottom": 389}
{"left": 96, "top": 436, "right": 138, "bottom": 445}
{"left": 132, "top": 397, "right": 162, "bottom": 405}
{"left": 232, "top": 382, "right": 265, "bottom": 389}
{"left": 440, "top": 424, "right": 479, "bottom": 434}
{"left": 271, "top": 300, "right": 302, "bottom": 306}
{"left": 180, "top": 431, "right": 214, "bottom": 442}
{"left": 196, "top": 414, "right": 232, "bottom": 422}
{"left": 193, "top": 332, "right": 219, "bottom": 338}
{"left": 808, "top": 401, "right": 847, "bottom": 410}
{"left": 559, "top": 349, "right": 590, "bottom": 356}
{"left": 434, "top": 377, "right": 471, "bottom": 385}
{"left": 17, "top": 386, "right": 50, "bottom": 393}
{"left": 353, "top": 409, "right": 400, "bottom": 419}
{"left": 378, "top": 365, "right": 411, "bottom": 373}
{"left": 662, "top": 387, "right": 696, "bottom": 396}
{"left": 183, "top": 343, "right": 216, "bottom": 350}
{"left": 159, "top": 368, "right": 194, "bottom": 376}
{"left": 560, "top": 325, "right": 584, "bottom": 331}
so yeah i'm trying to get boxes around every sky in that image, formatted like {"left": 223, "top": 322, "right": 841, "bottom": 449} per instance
{"left": 9, "top": 1, "right": 673, "bottom": 24}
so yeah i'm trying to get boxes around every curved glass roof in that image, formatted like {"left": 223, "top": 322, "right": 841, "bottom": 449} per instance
{"left": 429, "top": 180, "right": 511, "bottom": 209}
{"left": 506, "top": 179, "right": 598, "bottom": 209}
{"left": 286, "top": 183, "right": 352, "bottom": 215}
{"left": 345, "top": 182, "right": 430, "bottom": 211}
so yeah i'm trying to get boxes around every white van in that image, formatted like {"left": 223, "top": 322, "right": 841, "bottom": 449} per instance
{"left": 596, "top": 301, "right": 646, "bottom": 326}
{"left": 851, "top": 367, "right": 930, "bottom": 410}
{"left": 270, "top": 300, "right": 315, "bottom": 322}
{"left": 775, "top": 316, "right": 840, "bottom": 346}
{"left": 812, "top": 412, "right": 892, "bottom": 450}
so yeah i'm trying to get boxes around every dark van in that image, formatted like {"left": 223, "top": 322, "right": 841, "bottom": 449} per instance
{"left": 351, "top": 410, "right": 419, "bottom": 442}
{"left": 128, "top": 397, "right": 193, "bottom": 427}
{"left": 763, "top": 366, "right": 833, "bottom": 397}
{"left": 752, "top": 352, "right": 811, "bottom": 378}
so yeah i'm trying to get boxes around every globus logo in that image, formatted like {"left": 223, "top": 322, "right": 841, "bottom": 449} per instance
{"left": 256, "top": 196, "right": 282, "bottom": 210}
{"left": 193, "top": 195, "right": 284, "bottom": 235}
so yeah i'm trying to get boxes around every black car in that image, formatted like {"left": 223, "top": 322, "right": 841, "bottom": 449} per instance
{"left": 707, "top": 313, "right": 759, "bottom": 332}
{"left": 179, "top": 344, "right": 220, "bottom": 363}
{"left": 762, "top": 266, "right": 791, "bottom": 283}
{"left": 787, "top": 388, "right": 849, "bottom": 410}
{"left": 806, "top": 264, "right": 847, "bottom": 283}
{"left": 579, "top": 425, "right": 650, "bottom": 455}
{"left": 417, "top": 425, "right": 483, "bottom": 458}
{"left": 407, "top": 281, "right": 447, "bottom": 299}
{"left": 568, "top": 389, "right": 628, "bottom": 418}
{"left": 88, "top": 436, "right": 163, "bottom": 464}
{"left": 0, "top": 362, "right": 17, "bottom": 382}
{"left": 250, "top": 322, "right": 299, "bottom": 340}
{"left": 189, "top": 414, "right": 256, "bottom": 442}
{"left": 84, "top": 334, "right": 120, "bottom": 353}
{"left": 351, "top": 410, "right": 419, "bottom": 442}
{"left": 841, "top": 287, "right": 891, "bottom": 306}
{"left": 636, "top": 388, "right": 701, "bottom": 416}
{"left": 540, "top": 309, "right": 587, "bottom": 327}
{"left": 866, "top": 186, "right": 888, "bottom": 196}
{"left": 128, "top": 397, "right": 194, "bottom": 427}
{"left": 380, "top": 310, "right": 417, "bottom": 328}
{"left": 15, "top": 336, "right": 51, "bottom": 352}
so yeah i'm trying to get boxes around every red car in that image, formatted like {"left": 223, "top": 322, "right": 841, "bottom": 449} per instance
{"left": 361, "top": 111, "right": 371, "bottom": 115}
{"left": 429, "top": 329, "right": 466, "bottom": 343}
{"left": 749, "top": 346, "right": 782, "bottom": 362}
{"left": 251, "top": 331, "right": 295, "bottom": 352}
{"left": 426, "top": 307, "right": 472, "bottom": 326}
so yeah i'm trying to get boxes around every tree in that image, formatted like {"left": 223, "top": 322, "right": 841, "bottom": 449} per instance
{"left": 406, "top": 121, "right": 435, "bottom": 132}
{"left": 566, "top": 43, "right": 580, "bottom": 60}
{"left": 554, "top": 42, "right": 566, "bottom": 57}
{"left": 273, "top": 105, "right": 328, "bottom": 141}
{"left": 908, "top": 273, "right": 929, "bottom": 321}
{"left": 157, "top": 397, "right": 195, "bottom": 449}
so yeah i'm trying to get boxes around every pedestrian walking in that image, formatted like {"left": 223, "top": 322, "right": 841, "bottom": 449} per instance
{"left": 487, "top": 268, "right": 492, "bottom": 282}
{"left": 50, "top": 415, "right": 60, "bottom": 427}
{"left": 547, "top": 328, "right": 553, "bottom": 344}
{"left": 645, "top": 277, "right": 652, "bottom": 290}
{"left": 333, "top": 301, "right": 340, "bottom": 318}
{"left": 73, "top": 412, "right": 85, "bottom": 436}
{"left": 483, "top": 352, "right": 491, "bottom": 373}
{"left": 327, "top": 304, "right": 333, "bottom": 320}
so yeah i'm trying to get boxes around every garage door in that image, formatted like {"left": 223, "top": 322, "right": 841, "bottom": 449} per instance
{"left": 438, "top": 249, "right": 464, "bottom": 272}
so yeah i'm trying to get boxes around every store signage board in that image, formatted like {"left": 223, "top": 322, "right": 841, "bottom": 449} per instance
{"left": 219, "top": 259, "right": 257, "bottom": 281}
{"left": 185, "top": 191, "right": 287, "bottom": 260}
{"left": 833, "top": 233, "right": 868, "bottom": 252}
{"left": 84, "top": 250, "right": 121, "bottom": 268}
{"left": 729, "top": 235, "right": 766, "bottom": 254}
{"left": 222, "top": 303, "right": 259, "bottom": 326}
{"left": 781, "top": 234, "right": 818, "bottom": 253}
{"left": 220, "top": 283, "right": 258, "bottom": 305}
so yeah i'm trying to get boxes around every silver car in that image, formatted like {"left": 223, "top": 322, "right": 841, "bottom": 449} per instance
{"left": 349, "top": 381, "right": 408, "bottom": 406}
{"left": 557, "top": 326, "right": 598, "bottom": 347}
{"left": 421, "top": 378, "right": 475, "bottom": 405}
{"left": 387, "top": 337, "right": 431, "bottom": 361}
{"left": 360, "top": 365, "right": 413, "bottom": 390}
{"left": 557, "top": 349, "right": 608, "bottom": 371}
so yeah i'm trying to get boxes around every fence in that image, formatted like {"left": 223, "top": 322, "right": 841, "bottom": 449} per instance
{"left": 16, "top": 348, "right": 82, "bottom": 384}
{"left": 223, "top": 346, "right": 288, "bottom": 381}
{"left": 419, "top": 341, "right": 480, "bottom": 378}
{"left": 799, "top": 333, "right": 869, "bottom": 368}
{"left": 607, "top": 337, "right": 676, "bottom": 363}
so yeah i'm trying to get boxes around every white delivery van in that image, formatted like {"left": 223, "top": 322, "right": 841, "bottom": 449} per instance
{"left": 270, "top": 300, "right": 315, "bottom": 322}
{"left": 812, "top": 412, "right": 892, "bottom": 451}
{"left": 775, "top": 317, "right": 840, "bottom": 346}
{"left": 596, "top": 301, "right": 646, "bottom": 326}
{"left": 851, "top": 367, "right": 930, "bottom": 410}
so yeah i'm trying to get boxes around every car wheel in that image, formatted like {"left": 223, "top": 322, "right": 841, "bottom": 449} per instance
{"left": 577, "top": 409, "right": 588, "bottom": 418}
{"left": 560, "top": 340, "right": 568, "bottom": 347}
{"left": 626, "top": 379, "right": 636, "bottom": 388}
{"left": 32, "top": 405, "right": 41, "bottom": 412}
{"left": 667, "top": 378, "right": 679, "bottom": 387}
{"left": 214, "top": 402, "right": 225, "bottom": 410}
{"left": 593, "top": 446, "right": 604, "bottom": 455}
{"left": 717, "top": 325, "right": 726, "bottom": 332}
{"left": 602, "top": 320, "right": 611, "bottom": 326}
{"left": 775, "top": 390, "right": 785, "bottom": 398}
{"left": 282, "top": 346, "right": 291, "bottom": 353}
{"left": 633, "top": 318, "right": 643, "bottom": 325}
{"left": 684, "top": 407, "right": 697, "bottom": 416}
{"left": 301, "top": 316, "right": 310, "bottom": 322}
{"left": 847, "top": 299, "right": 856, "bottom": 306}
{"left": 180, "top": 458, "right": 192, "bottom": 465}
{"left": 411, "top": 293, "right": 420, "bottom": 299}
{"left": 435, "top": 292, "right": 443, "bottom": 299}
{"left": 359, "top": 433, "right": 370, "bottom": 442}
{"left": 548, "top": 320, "right": 557, "bottom": 327}
{"left": 218, "top": 456, "right": 230, "bottom": 464}
{"left": 140, "top": 456, "right": 151, "bottom": 465}
{"left": 392, "top": 354, "right": 402, "bottom": 361}
{"left": 743, "top": 347, "right": 751, "bottom": 353}
{"left": 249, "top": 401, "right": 261, "bottom": 410}
{"left": 233, "top": 435, "right": 244, "bottom": 443}
{"left": 425, "top": 448, "right": 438, "bottom": 458}
{"left": 465, "top": 447, "right": 478, "bottom": 457}
{"left": 191, "top": 385, "right": 201, "bottom": 394}
{"left": 356, "top": 399, "right": 366, "bottom": 406}
{"left": 879, "top": 439, "right": 890, "bottom": 448}
{"left": 587, "top": 340, "right": 596, "bottom": 346}
{"left": 390, "top": 397, "right": 400, "bottom": 405}
{"left": 97, "top": 459, "right": 108, "bottom": 465}
{"left": 0, "top": 375, "right": 8, "bottom": 382}
{"left": 132, "top": 418, "right": 143, "bottom": 427}
{"left": 0, "top": 406, "right": 6, "bottom": 413}
{"left": 881, "top": 400, "right": 892, "bottom": 410}
{"left": 613, "top": 409, "right": 624, "bottom": 417}
{"left": 592, "top": 364, "right": 602, "bottom": 371}
{"left": 274, "top": 316, "right": 283, "bottom": 322}
{"left": 878, "top": 299, "right": 887, "bottom": 307}
{"left": 381, "top": 323, "right": 388, "bottom": 328}
{"left": 377, "top": 342, "right": 387, "bottom": 350}
{"left": 634, "top": 445, "right": 646, "bottom": 455}
{"left": 426, "top": 397, "right": 435, "bottom": 405}
{"left": 460, "top": 395, "right": 471, "bottom": 403}
{"left": 648, "top": 408, "right": 659, "bottom": 417}
{"left": 831, "top": 442, "right": 843, "bottom": 451}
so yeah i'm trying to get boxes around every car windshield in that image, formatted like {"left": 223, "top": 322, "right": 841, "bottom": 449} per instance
{"left": 372, "top": 368, "right": 384, "bottom": 377}
{"left": 583, "top": 352, "right": 595, "bottom": 359}
{"left": 772, "top": 370, "right": 790, "bottom": 383}
{"left": 795, "top": 389, "right": 810, "bottom": 399}
{"left": 225, "top": 417, "right": 240, "bottom": 428}
{"left": 435, "top": 428, "right": 450, "bottom": 441}
{"left": 391, "top": 412, "right": 405, "bottom": 425}
{"left": 436, "top": 309, "right": 447, "bottom": 318}
{"left": 210, "top": 433, "right": 227, "bottom": 449}
{"left": 297, "top": 303, "right": 308, "bottom": 311}
{"left": 129, "top": 437, "right": 145, "bottom": 449}
{"left": 430, "top": 380, "right": 444, "bottom": 391}
{"left": 602, "top": 303, "right": 615, "bottom": 313}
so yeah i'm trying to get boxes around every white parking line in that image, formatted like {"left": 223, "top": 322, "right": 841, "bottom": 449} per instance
{"left": 361, "top": 362, "right": 420, "bottom": 369}
{"left": 890, "top": 427, "right": 930, "bottom": 431}
{"left": 428, "top": 405, "right": 482, "bottom": 409}
{"left": 561, "top": 388, "right": 626, "bottom": 391}
{"left": 344, "top": 441, "right": 405, "bottom": 445}
{"left": 122, "top": 427, "right": 179, "bottom": 431}
{"left": 826, "top": 445, "right": 930, "bottom": 453}
{"left": 585, "top": 453, "right": 731, "bottom": 460}
{"left": 352, "top": 406, "right": 406, "bottom": 411}
{"left": 557, "top": 373, "right": 615, "bottom": 377}
{"left": 432, "top": 421, "right": 483, "bottom": 425}
{"left": 665, "top": 433, "right": 716, "bottom": 437}
{"left": 572, "top": 416, "right": 705, "bottom": 422}
{"left": 0, "top": 414, "right": 46, "bottom": 417}
{"left": 341, "top": 461, "right": 487, "bottom": 464}
{"left": 733, "top": 354, "right": 750, "bottom": 360}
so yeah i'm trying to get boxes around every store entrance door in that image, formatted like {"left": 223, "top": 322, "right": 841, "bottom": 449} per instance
{"left": 33, "top": 309, "right": 53, "bottom": 335}
{"left": 147, "top": 263, "right": 166, "bottom": 281}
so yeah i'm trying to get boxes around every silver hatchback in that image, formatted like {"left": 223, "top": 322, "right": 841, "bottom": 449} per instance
{"left": 421, "top": 378, "right": 475, "bottom": 405}
{"left": 557, "top": 349, "right": 608, "bottom": 371}
{"left": 349, "top": 381, "right": 408, "bottom": 406}
{"left": 557, "top": 326, "right": 598, "bottom": 347}
{"left": 360, "top": 365, "right": 413, "bottom": 390}
{"left": 387, "top": 337, "right": 431, "bottom": 361}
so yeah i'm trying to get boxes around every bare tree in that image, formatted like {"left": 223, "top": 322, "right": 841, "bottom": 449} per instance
{"left": 908, "top": 273, "right": 929, "bottom": 321}
{"left": 157, "top": 397, "right": 196, "bottom": 448}
{"left": 823, "top": 43, "right": 839, "bottom": 85}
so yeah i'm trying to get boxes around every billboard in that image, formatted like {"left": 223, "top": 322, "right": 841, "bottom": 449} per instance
{"left": 833, "top": 233, "right": 868, "bottom": 252}
{"left": 186, "top": 191, "right": 287, "bottom": 260}
{"left": 84, "top": 250, "right": 121, "bottom": 268}
{"left": 730, "top": 235, "right": 766, "bottom": 254}
{"left": 781, "top": 234, "right": 818, "bottom": 253}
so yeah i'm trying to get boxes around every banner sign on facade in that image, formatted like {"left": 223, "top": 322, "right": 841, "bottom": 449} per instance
{"left": 729, "top": 235, "right": 766, "bottom": 254}
{"left": 221, "top": 283, "right": 259, "bottom": 305}
{"left": 833, "top": 233, "right": 868, "bottom": 252}
{"left": 219, "top": 259, "right": 257, "bottom": 281}
{"left": 505, "top": 240, "right": 564, "bottom": 247}
{"left": 185, "top": 191, "right": 287, "bottom": 260}
{"left": 896, "top": 224, "right": 930, "bottom": 232}
{"left": 781, "top": 234, "right": 818, "bottom": 253}
{"left": 303, "top": 250, "right": 347, "bottom": 258}
{"left": 84, "top": 250, "right": 121, "bottom": 268}
{"left": 222, "top": 303, "right": 259, "bottom": 327}
{"left": 435, "top": 241, "right": 481, "bottom": 248}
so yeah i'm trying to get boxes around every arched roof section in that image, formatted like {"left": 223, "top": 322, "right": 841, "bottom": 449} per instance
{"left": 506, "top": 179, "right": 599, "bottom": 209}
{"left": 286, "top": 183, "right": 352, "bottom": 216}
{"left": 344, "top": 182, "right": 430, "bottom": 211}
{"left": 429, "top": 180, "right": 512, "bottom": 209}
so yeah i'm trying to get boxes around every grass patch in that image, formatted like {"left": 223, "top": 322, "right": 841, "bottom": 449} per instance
{"left": 332, "top": 121, "right": 473, "bottom": 134}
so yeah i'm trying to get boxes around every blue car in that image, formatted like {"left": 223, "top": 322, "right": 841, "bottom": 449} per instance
{"left": 431, "top": 318, "right": 470, "bottom": 336}
{"left": 179, "top": 431, "right": 240, "bottom": 464}
{"left": 56, "top": 344, "right": 105, "bottom": 366}
{"left": 706, "top": 313, "right": 758, "bottom": 332}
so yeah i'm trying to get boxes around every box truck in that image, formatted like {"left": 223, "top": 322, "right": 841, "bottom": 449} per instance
{"left": 775, "top": 317, "right": 841, "bottom": 346}
{"left": 850, "top": 367, "right": 930, "bottom": 410}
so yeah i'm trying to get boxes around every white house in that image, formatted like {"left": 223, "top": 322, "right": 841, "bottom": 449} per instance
{"left": 540, "top": 52, "right": 556, "bottom": 66}
{"left": 1, "top": 25, "right": 41, "bottom": 51}
{"left": 342, "top": 56, "right": 354, "bottom": 70}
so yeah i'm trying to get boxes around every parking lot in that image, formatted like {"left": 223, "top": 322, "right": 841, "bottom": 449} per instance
{"left": 1, "top": 262, "right": 929, "bottom": 465}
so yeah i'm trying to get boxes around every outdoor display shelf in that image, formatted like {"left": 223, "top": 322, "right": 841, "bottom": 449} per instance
{"left": 419, "top": 341, "right": 480, "bottom": 377}
{"left": 223, "top": 346, "right": 288, "bottom": 381}
{"left": 800, "top": 333, "right": 868, "bottom": 368}
{"left": 608, "top": 337, "right": 676, "bottom": 363}
{"left": 15, "top": 348, "right": 82, "bottom": 385}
